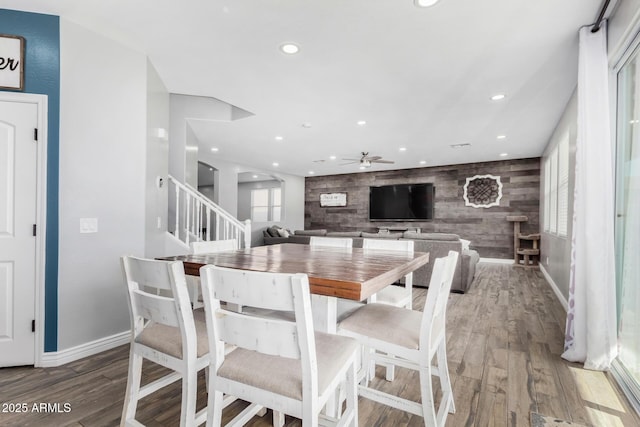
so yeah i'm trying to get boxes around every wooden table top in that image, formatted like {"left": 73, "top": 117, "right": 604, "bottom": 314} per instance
{"left": 162, "top": 243, "right": 429, "bottom": 301}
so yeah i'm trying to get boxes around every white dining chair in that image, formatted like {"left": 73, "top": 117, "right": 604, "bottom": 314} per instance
{"left": 188, "top": 239, "right": 238, "bottom": 310}
{"left": 200, "top": 265, "right": 360, "bottom": 427}
{"left": 309, "top": 236, "right": 353, "bottom": 248}
{"left": 120, "top": 256, "right": 209, "bottom": 427}
{"left": 338, "top": 251, "right": 459, "bottom": 427}
{"left": 361, "top": 238, "right": 415, "bottom": 381}
{"left": 362, "top": 239, "right": 414, "bottom": 309}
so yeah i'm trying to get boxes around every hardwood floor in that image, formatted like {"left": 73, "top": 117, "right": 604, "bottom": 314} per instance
{"left": 1, "top": 263, "right": 638, "bottom": 426}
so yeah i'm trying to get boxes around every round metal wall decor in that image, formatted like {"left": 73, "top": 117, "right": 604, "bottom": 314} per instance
{"left": 463, "top": 174, "right": 503, "bottom": 208}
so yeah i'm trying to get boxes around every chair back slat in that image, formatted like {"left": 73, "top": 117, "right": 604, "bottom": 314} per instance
{"left": 201, "top": 266, "right": 298, "bottom": 311}
{"left": 420, "top": 251, "right": 458, "bottom": 349}
{"left": 191, "top": 239, "right": 237, "bottom": 254}
{"left": 200, "top": 265, "right": 317, "bottom": 382}
{"left": 309, "top": 236, "right": 353, "bottom": 248}
{"left": 216, "top": 309, "right": 301, "bottom": 359}
{"left": 122, "top": 256, "right": 194, "bottom": 332}
{"left": 124, "top": 257, "right": 174, "bottom": 291}
{"left": 362, "top": 238, "right": 414, "bottom": 253}
{"left": 132, "top": 290, "right": 181, "bottom": 327}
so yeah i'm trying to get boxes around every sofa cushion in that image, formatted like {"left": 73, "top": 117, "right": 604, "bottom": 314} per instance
{"left": 327, "top": 231, "right": 362, "bottom": 237}
{"left": 361, "top": 232, "right": 403, "bottom": 239}
{"left": 403, "top": 231, "right": 460, "bottom": 241}
{"left": 294, "top": 229, "right": 327, "bottom": 236}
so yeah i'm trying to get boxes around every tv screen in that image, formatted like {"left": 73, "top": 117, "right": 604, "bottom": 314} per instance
{"left": 369, "top": 183, "right": 434, "bottom": 221}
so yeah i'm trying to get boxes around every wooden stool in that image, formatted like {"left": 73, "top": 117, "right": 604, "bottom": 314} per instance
{"left": 507, "top": 216, "right": 540, "bottom": 268}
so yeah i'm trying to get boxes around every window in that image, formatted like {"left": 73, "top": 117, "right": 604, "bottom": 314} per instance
{"left": 251, "top": 187, "right": 282, "bottom": 222}
{"left": 251, "top": 189, "right": 269, "bottom": 222}
{"left": 543, "top": 131, "right": 569, "bottom": 237}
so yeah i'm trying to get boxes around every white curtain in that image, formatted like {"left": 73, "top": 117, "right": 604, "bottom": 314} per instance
{"left": 562, "top": 23, "right": 618, "bottom": 370}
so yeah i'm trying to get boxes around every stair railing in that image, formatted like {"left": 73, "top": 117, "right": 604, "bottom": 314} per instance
{"left": 168, "top": 175, "right": 251, "bottom": 248}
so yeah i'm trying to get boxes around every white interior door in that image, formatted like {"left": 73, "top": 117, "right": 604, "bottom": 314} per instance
{"left": 0, "top": 99, "right": 38, "bottom": 366}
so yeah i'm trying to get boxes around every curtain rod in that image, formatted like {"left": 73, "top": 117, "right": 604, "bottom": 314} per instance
{"left": 591, "top": 0, "right": 612, "bottom": 33}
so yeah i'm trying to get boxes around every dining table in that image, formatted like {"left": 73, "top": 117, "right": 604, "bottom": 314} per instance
{"left": 163, "top": 243, "right": 430, "bottom": 333}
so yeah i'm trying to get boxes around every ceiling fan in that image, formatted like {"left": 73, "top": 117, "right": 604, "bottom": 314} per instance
{"left": 341, "top": 152, "right": 395, "bottom": 168}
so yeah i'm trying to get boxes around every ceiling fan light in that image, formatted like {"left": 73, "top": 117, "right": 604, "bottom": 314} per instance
{"left": 414, "top": 0, "right": 439, "bottom": 7}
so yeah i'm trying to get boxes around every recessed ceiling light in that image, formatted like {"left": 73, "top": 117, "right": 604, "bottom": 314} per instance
{"left": 302, "top": 122, "right": 312, "bottom": 128}
{"left": 399, "top": 147, "right": 407, "bottom": 152}
{"left": 499, "top": 153, "right": 508, "bottom": 157}
{"left": 419, "top": 160, "right": 427, "bottom": 165}
{"left": 252, "top": 174, "right": 258, "bottom": 179}
{"left": 272, "top": 162, "right": 279, "bottom": 167}
{"left": 414, "top": 0, "right": 440, "bottom": 7}
{"left": 630, "top": 119, "right": 639, "bottom": 124}
{"left": 497, "top": 135, "right": 507, "bottom": 140}
{"left": 209, "top": 167, "right": 213, "bottom": 171}
{"left": 357, "top": 120, "right": 367, "bottom": 126}
{"left": 275, "top": 136, "right": 284, "bottom": 141}
{"left": 280, "top": 43, "right": 299, "bottom": 54}
{"left": 211, "top": 147, "right": 219, "bottom": 152}
{"left": 491, "top": 94, "right": 506, "bottom": 101}
{"left": 309, "top": 171, "right": 315, "bottom": 175}
{"left": 329, "top": 155, "right": 337, "bottom": 160}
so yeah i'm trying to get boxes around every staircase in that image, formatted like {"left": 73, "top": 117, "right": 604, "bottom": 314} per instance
{"left": 168, "top": 175, "right": 251, "bottom": 249}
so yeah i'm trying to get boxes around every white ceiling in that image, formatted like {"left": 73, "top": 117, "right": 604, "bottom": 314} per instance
{"left": 4, "top": 0, "right": 602, "bottom": 176}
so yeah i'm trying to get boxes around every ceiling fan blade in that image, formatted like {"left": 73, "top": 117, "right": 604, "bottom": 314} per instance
{"left": 340, "top": 161, "right": 358, "bottom": 166}
{"left": 341, "top": 158, "right": 360, "bottom": 161}
{"left": 371, "top": 160, "right": 395, "bottom": 164}
{"left": 365, "top": 156, "right": 382, "bottom": 161}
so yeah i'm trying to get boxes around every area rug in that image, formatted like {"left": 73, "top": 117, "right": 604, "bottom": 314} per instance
{"left": 530, "top": 412, "right": 587, "bottom": 427}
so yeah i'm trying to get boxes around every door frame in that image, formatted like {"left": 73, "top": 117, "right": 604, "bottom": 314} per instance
{"left": 0, "top": 92, "right": 48, "bottom": 366}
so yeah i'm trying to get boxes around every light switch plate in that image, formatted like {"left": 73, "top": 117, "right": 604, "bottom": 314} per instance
{"left": 80, "top": 218, "right": 98, "bottom": 233}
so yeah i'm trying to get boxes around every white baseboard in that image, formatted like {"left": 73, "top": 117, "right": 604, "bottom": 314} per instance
{"left": 38, "top": 330, "right": 131, "bottom": 367}
{"left": 479, "top": 257, "right": 515, "bottom": 265}
{"left": 539, "top": 264, "right": 568, "bottom": 312}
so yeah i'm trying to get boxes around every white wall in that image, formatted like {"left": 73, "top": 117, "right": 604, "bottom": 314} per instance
{"left": 58, "top": 20, "right": 147, "bottom": 350}
{"left": 198, "top": 152, "right": 305, "bottom": 247}
{"left": 540, "top": 92, "right": 577, "bottom": 299}
{"left": 145, "top": 60, "right": 170, "bottom": 258}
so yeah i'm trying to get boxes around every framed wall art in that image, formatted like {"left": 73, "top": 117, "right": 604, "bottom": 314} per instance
{"left": 0, "top": 34, "right": 25, "bottom": 90}
{"left": 463, "top": 174, "right": 503, "bottom": 208}
{"left": 320, "top": 192, "right": 347, "bottom": 207}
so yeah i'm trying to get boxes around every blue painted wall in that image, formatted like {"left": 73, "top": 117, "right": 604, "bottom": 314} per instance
{"left": 0, "top": 9, "right": 59, "bottom": 352}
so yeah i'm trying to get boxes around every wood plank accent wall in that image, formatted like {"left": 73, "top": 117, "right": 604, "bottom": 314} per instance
{"left": 304, "top": 158, "right": 541, "bottom": 259}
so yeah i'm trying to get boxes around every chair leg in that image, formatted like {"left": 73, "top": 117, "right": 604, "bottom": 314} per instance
{"left": 273, "top": 410, "right": 285, "bottom": 427}
{"left": 437, "top": 342, "right": 455, "bottom": 414}
{"left": 385, "top": 353, "right": 396, "bottom": 382}
{"left": 180, "top": 368, "right": 198, "bottom": 427}
{"left": 345, "top": 358, "right": 358, "bottom": 427}
{"left": 208, "top": 389, "right": 224, "bottom": 427}
{"left": 120, "top": 351, "right": 143, "bottom": 426}
{"left": 419, "top": 362, "right": 438, "bottom": 427}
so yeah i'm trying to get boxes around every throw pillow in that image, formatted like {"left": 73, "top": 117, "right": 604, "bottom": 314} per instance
{"left": 277, "top": 228, "right": 290, "bottom": 238}
{"left": 267, "top": 226, "right": 281, "bottom": 237}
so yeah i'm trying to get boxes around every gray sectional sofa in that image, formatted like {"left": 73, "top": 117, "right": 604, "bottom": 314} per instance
{"left": 262, "top": 227, "right": 480, "bottom": 293}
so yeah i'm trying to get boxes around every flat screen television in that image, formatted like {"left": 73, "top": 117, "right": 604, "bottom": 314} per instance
{"left": 369, "top": 183, "right": 434, "bottom": 221}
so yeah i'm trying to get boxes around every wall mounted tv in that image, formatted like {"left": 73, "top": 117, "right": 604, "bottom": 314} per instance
{"left": 369, "top": 183, "right": 434, "bottom": 221}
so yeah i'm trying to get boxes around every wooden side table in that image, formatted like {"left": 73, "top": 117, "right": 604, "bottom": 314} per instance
{"left": 506, "top": 215, "right": 540, "bottom": 268}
